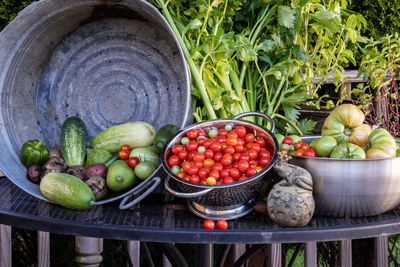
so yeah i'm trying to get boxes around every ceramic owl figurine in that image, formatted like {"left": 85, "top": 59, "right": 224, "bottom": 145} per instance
{"left": 267, "top": 155, "right": 315, "bottom": 227}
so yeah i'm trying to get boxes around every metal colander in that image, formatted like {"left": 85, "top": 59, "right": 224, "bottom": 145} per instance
{"left": 162, "top": 112, "right": 279, "bottom": 220}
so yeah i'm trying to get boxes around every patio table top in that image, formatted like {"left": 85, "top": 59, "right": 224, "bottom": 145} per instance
{"left": 0, "top": 174, "right": 400, "bottom": 244}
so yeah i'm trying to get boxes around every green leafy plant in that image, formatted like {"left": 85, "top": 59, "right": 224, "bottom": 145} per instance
{"left": 0, "top": 0, "right": 35, "bottom": 29}
{"left": 352, "top": 33, "right": 400, "bottom": 137}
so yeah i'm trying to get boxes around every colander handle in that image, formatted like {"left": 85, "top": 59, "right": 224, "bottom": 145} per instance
{"left": 233, "top": 112, "right": 275, "bottom": 133}
{"left": 164, "top": 176, "right": 213, "bottom": 198}
{"left": 118, "top": 176, "right": 162, "bottom": 210}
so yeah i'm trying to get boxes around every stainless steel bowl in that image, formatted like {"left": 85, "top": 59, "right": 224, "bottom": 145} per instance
{"left": 290, "top": 136, "right": 400, "bottom": 217}
{"left": 161, "top": 112, "right": 279, "bottom": 220}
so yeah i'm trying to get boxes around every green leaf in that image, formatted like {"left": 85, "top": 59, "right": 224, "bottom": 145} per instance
{"left": 296, "top": 119, "right": 318, "bottom": 135}
{"left": 282, "top": 103, "right": 300, "bottom": 121}
{"left": 278, "top": 5, "right": 297, "bottom": 29}
{"left": 186, "top": 19, "right": 202, "bottom": 30}
{"left": 346, "top": 14, "right": 358, "bottom": 29}
{"left": 293, "top": 45, "right": 311, "bottom": 61}
{"left": 347, "top": 28, "right": 358, "bottom": 43}
{"left": 307, "top": 10, "right": 340, "bottom": 32}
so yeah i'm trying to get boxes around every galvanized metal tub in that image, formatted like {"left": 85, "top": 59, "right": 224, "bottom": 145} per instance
{"left": 290, "top": 136, "right": 400, "bottom": 217}
{"left": 0, "top": 0, "right": 191, "bottom": 206}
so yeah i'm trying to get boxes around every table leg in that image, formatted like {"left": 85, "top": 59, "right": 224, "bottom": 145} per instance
{"left": 126, "top": 240, "right": 140, "bottom": 267}
{"left": 340, "top": 240, "right": 352, "bottom": 267}
{"left": 197, "top": 244, "right": 213, "bottom": 267}
{"left": 0, "top": 224, "right": 11, "bottom": 267}
{"left": 75, "top": 236, "right": 103, "bottom": 267}
{"left": 374, "top": 236, "right": 388, "bottom": 267}
{"left": 267, "top": 243, "right": 281, "bottom": 267}
{"left": 305, "top": 242, "right": 317, "bottom": 267}
{"left": 38, "top": 231, "right": 50, "bottom": 267}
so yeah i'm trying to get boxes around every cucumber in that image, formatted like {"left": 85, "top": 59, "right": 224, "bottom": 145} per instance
{"left": 60, "top": 117, "right": 87, "bottom": 167}
{"left": 154, "top": 124, "right": 180, "bottom": 152}
{"left": 129, "top": 147, "right": 160, "bottom": 166}
{"left": 40, "top": 172, "right": 95, "bottom": 210}
{"left": 90, "top": 121, "right": 155, "bottom": 153}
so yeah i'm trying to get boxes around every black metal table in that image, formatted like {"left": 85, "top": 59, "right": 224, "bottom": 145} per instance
{"left": 1, "top": 176, "right": 400, "bottom": 245}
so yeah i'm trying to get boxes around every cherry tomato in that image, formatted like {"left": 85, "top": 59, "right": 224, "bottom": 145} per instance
{"left": 189, "top": 175, "right": 200, "bottom": 183}
{"left": 238, "top": 176, "right": 248, "bottom": 181}
{"left": 234, "top": 144, "right": 244, "bottom": 153}
{"left": 247, "top": 149, "right": 258, "bottom": 160}
{"left": 303, "top": 148, "right": 316, "bottom": 157}
{"left": 220, "top": 168, "right": 230, "bottom": 178}
{"left": 236, "top": 138, "right": 245, "bottom": 146}
{"left": 255, "top": 138, "right": 266, "bottom": 148}
{"left": 245, "top": 133, "right": 256, "bottom": 143}
{"left": 186, "top": 141, "right": 198, "bottom": 151}
{"left": 203, "top": 158, "right": 215, "bottom": 168}
{"left": 282, "top": 137, "right": 295, "bottom": 146}
{"left": 259, "top": 149, "right": 271, "bottom": 159}
{"left": 251, "top": 143, "right": 261, "bottom": 152}
{"left": 120, "top": 144, "right": 131, "bottom": 152}
{"left": 223, "top": 177, "right": 234, "bottom": 184}
{"left": 127, "top": 157, "right": 140, "bottom": 168}
{"left": 294, "top": 143, "right": 304, "bottom": 150}
{"left": 258, "top": 157, "right": 270, "bottom": 167}
{"left": 235, "top": 126, "right": 247, "bottom": 138}
{"left": 213, "top": 152, "right": 223, "bottom": 162}
{"left": 203, "top": 220, "right": 215, "bottom": 230}
{"left": 176, "top": 171, "right": 185, "bottom": 179}
{"left": 209, "top": 142, "right": 222, "bottom": 153}
{"left": 193, "top": 152, "right": 205, "bottom": 162}
{"left": 172, "top": 144, "right": 185, "bottom": 155}
{"left": 181, "top": 161, "right": 192, "bottom": 173}
{"left": 295, "top": 149, "right": 305, "bottom": 156}
{"left": 232, "top": 162, "right": 239, "bottom": 169}
{"left": 187, "top": 166, "right": 199, "bottom": 175}
{"left": 183, "top": 175, "right": 191, "bottom": 181}
{"left": 239, "top": 154, "right": 250, "bottom": 162}
{"left": 249, "top": 160, "right": 258, "bottom": 169}
{"left": 204, "top": 149, "right": 214, "bottom": 159}
{"left": 119, "top": 150, "right": 130, "bottom": 160}
{"left": 227, "top": 131, "right": 239, "bottom": 139}
{"left": 217, "top": 136, "right": 227, "bottom": 144}
{"left": 197, "top": 138, "right": 206, "bottom": 146}
{"left": 212, "top": 162, "right": 223, "bottom": 172}
{"left": 300, "top": 143, "right": 310, "bottom": 150}
{"left": 209, "top": 169, "right": 220, "bottom": 179}
{"left": 187, "top": 151, "right": 197, "bottom": 161}
{"left": 193, "top": 161, "right": 203, "bottom": 168}
{"left": 229, "top": 168, "right": 240, "bottom": 179}
{"left": 206, "top": 177, "right": 217, "bottom": 185}
{"left": 226, "top": 137, "right": 238, "bottom": 146}
{"left": 198, "top": 168, "right": 209, "bottom": 179}
{"left": 187, "top": 129, "right": 198, "bottom": 140}
{"left": 178, "top": 150, "right": 188, "bottom": 161}
{"left": 233, "top": 153, "right": 241, "bottom": 162}
{"left": 223, "top": 145, "right": 235, "bottom": 155}
{"left": 221, "top": 154, "right": 233, "bottom": 167}
{"left": 218, "top": 129, "right": 228, "bottom": 136}
{"left": 203, "top": 139, "right": 213, "bottom": 148}
{"left": 216, "top": 219, "right": 228, "bottom": 230}
{"left": 246, "top": 168, "right": 257, "bottom": 177}
{"left": 238, "top": 160, "right": 249, "bottom": 172}
{"left": 198, "top": 129, "right": 206, "bottom": 137}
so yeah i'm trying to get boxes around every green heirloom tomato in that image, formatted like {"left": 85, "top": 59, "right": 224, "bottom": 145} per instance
{"left": 321, "top": 104, "right": 365, "bottom": 144}
{"left": 366, "top": 128, "right": 396, "bottom": 158}
{"left": 330, "top": 143, "right": 366, "bottom": 159}
{"left": 20, "top": 140, "right": 49, "bottom": 167}
{"left": 289, "top": 135, "right": 302, "bottom": 144}
{"left": 314, "top": 136, "right": 337, "bottom": 157}
{"left": 310, "top": 138, "right": 320, "bottom": 149}
{"left": 274, "top": 133, "right": 284, "bottom": 146}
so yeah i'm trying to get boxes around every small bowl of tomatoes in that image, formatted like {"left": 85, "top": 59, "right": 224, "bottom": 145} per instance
{"left": 161, "top": 112, "right": 279, "bottom": 220}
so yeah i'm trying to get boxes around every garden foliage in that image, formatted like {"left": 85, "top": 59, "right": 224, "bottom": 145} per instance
{"left": 0, "top": 0, "right": 34, "bottom": 29}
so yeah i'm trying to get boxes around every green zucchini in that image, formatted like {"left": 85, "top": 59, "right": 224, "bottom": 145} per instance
{"left": 90, "top": 121, "right": 155, "bottom": 153}
{"left": 129, "top": 147, "right": 160, "bottom": 166}
{"left": 40, "top": 173, "right": 95, "bottom": 210}
{"left": 60, "top": 117, "right": 87, "bottom": 167}
{"left": 153, "top": 124, "right": 180, "bottom": 152}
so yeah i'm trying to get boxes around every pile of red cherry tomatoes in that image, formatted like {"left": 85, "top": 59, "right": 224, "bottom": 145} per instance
{"left": 279, "top": 136, "right": 316, "bottom": 157}
{"left": 166, "top": 123, "right": 274, "bottom": 185}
